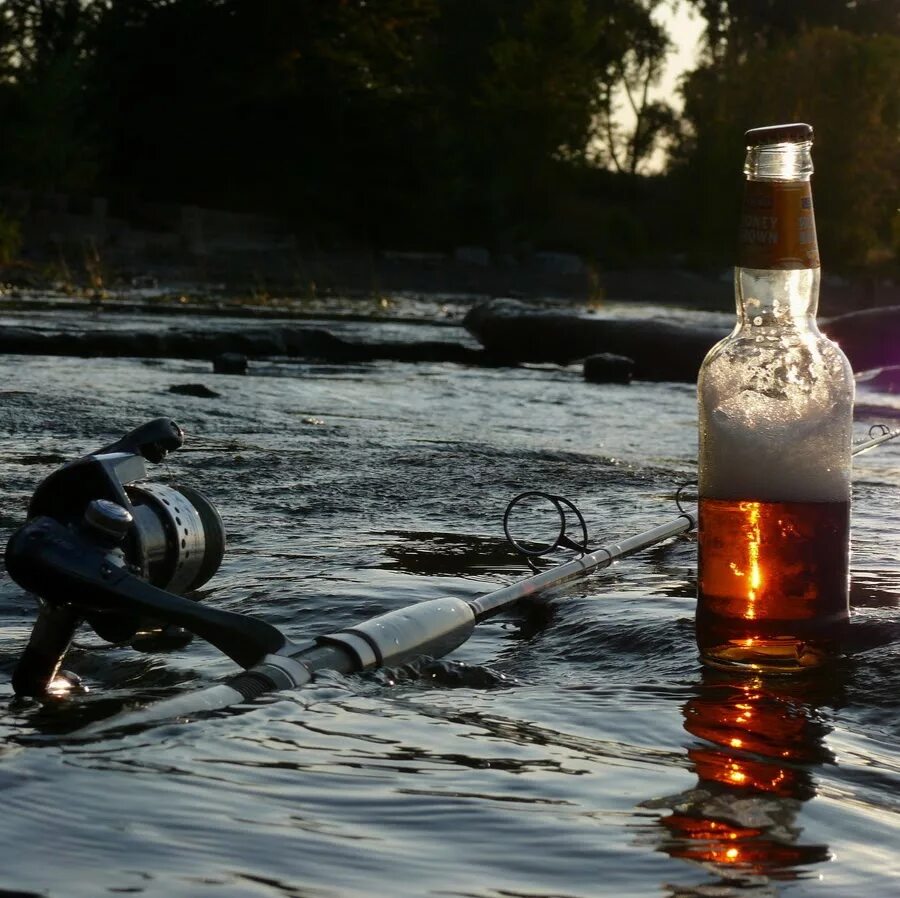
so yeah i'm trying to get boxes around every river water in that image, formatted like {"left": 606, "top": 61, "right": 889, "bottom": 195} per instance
{"left": 0, "top": 296, "right": 898, "bottom": 897}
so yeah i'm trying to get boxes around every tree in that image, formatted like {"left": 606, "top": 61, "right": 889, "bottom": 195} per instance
{"left": 592, "top": 0, "right": 676, "bottom": 175}
{"left": 421, "top": 0, "right": 675, "bottom": 246}
{"left": 0, "top": 0, "right": 690, "bottom": 258}
{"left": 0, "top": 0, "right": 100, "bottom": 192}
{"left": 672, "top": 25, "right": 900, "bottom": 269}
{"left": 85, "top": 0, "right": 439, "bottom": 239}
{"left": 687, "top": 0, "right": 900, "bottom": 61}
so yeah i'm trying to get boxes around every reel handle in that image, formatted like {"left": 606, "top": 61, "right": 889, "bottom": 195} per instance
{"left": 5, "top": 515, "right": 286, "bottom": 693}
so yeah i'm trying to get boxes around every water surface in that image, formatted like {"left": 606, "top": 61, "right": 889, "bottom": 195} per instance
{"left": 0, "top": 298, "right": 898, "bottom": 896}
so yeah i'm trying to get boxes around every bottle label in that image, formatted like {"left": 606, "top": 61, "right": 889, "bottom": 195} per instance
{"left": 738, "top": 181, "right": 820, "bottom": 269}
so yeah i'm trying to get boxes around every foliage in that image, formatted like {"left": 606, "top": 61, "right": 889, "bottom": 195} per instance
{"left": 672, "top": 25, "right": 900, "bottom": 269}
{"left": 686, "top": 0, "right": 900, "bottom": 61}
{"left": 592, "top": 0, "right": 676, "bottom": 175}
{"left": 0, "top": 210, "right": 22, "bottom": 265}
{"left": 67, "top": 0, "right": 670, "bottom": 253}
{"left": 0, "top": 0, "right": 897, "bottom": 273}
{"left": 0, "top": 1, "right": 99, "bottom": 192}
{"left": 421, "top": 0, "right": 671, "bottom": 245}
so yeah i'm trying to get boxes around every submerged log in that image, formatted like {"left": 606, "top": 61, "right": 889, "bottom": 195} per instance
{"left": 464, "top": 299, "right": 900, "bottom": 382}
{"left": 821, "top": 306, "right": 900, "bottom": 373}
{"left": 0, "top": 324, "right": 494, "bottom": 366}
{"left": 856, "top": 366, "right": 900, "bottom": 393}
{"left": 464, "top": 299, "right": 727, "bottom": 382}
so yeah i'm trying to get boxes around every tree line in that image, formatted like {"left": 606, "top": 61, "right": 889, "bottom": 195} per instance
{"left": 0, "top": 0, "right": 898, "bottom": 274}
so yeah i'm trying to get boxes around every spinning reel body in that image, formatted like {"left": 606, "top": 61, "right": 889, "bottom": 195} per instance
{"left": 5, "top": 419, "right": 241, "bottom": 697}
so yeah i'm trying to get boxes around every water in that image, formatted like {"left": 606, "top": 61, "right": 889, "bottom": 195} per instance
{"left": 0, "top": 297, "right": 898, "bottom": 896}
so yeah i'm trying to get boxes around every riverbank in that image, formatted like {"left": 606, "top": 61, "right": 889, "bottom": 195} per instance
{"left": 4, "top": 247, "right": 899, "bottom": 318}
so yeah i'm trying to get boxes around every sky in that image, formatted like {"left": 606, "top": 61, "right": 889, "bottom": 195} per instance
{"left": 658, "top": 1, "right": 705, "bottom": 98}
{"left": 638, "top": 0, "right": 706, "bottom": 171}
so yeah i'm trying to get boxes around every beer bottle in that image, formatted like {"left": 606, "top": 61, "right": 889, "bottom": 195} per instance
{"left": 696, "top": 123, "right": 855, "bottom": 672}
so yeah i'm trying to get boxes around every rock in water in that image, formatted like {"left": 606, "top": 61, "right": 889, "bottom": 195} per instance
{"left": 168, "top": 384, "right": 221, "bottom": 398}
{"left": 583, "top": 353, "right": 634, "bottom": 384}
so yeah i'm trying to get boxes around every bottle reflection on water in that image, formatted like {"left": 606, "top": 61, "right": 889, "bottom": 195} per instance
{"left": 643, "top": 673, "right": 833, "bottom": 887}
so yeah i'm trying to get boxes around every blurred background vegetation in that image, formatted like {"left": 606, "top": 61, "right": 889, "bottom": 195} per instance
{"left": 0, "top": 0, "right": 898, "bottom": 276}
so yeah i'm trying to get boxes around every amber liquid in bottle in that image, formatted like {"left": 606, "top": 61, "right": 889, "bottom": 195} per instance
{"left": 697, "top": 498, "right": 850, "bottom": 668}
{"left": 696, "top": 124, "right": 854, "bottom": 672}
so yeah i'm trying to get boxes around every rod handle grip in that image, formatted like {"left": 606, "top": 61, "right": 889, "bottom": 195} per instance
{"left": 318, "top": 597, "right": 476, "bottom": 670}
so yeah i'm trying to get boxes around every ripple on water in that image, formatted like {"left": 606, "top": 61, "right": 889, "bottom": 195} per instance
{"left": 0, "top": 309, "right": 899, "bottom": 897}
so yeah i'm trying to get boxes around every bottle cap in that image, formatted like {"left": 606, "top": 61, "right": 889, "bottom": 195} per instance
{"left": 745, "top": 123, "right": 813, "bottom": 146}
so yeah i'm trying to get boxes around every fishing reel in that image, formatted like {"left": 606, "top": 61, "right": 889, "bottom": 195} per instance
{"left": 4, "top": 419, "right": 283, "bottom": 699}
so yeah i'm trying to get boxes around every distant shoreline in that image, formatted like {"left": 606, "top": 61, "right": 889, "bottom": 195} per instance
{"left": 2, "top": 250, "right": 897, "bottom": 320}
{"left": 3, "top": 189, "right": 897, "bottom": 316}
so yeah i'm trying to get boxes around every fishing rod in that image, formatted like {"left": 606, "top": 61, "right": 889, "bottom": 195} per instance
{"left": 4, "top": 419, "right": 898, "bottom": 737}
{"left": 72, "top": 512, "right": 698, "bottom": 736}
{"left": 850, "top": 423, "right": 900, "bottom": 456}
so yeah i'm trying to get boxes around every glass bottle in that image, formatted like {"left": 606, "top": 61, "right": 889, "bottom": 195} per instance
{"left": 696, "top": 123, "right": 855, "bottom": 672}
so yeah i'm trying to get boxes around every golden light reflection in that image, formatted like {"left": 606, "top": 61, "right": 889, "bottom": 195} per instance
{"left": 648, "top": 676, "right": 833, "bottom": 881}
{"left": 724, "top": 501, "right": 763, "bottom": 620}
{"left": 46, "top": 676, "right": 80, "bottom": 697}
{"left": 745, "top": 501, "right": 762, "bottom": 618}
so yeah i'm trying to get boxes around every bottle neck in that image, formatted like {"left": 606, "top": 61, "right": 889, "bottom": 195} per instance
{"left": 736, "top": 139, "right": 820, "bottom": 327}
{"left": 735, "top": 267, "right": 820, "bottom": 328}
